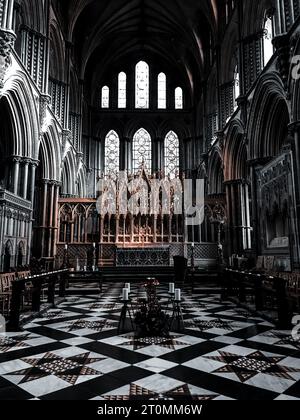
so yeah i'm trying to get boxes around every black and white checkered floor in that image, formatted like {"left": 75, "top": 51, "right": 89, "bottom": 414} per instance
{"left": 0, "top": 283, "right": 300, "bottom": 400}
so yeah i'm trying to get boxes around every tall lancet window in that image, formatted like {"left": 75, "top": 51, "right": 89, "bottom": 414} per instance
{"left": 118, "top": 72, "right": 127, "bottom": 108}
{"left": 175, "top": 87, "right": 183, "bottom": 109}
{"left": 133, "top": 128, "right": 152, "bottom": 173}
{"left": 158, "top": 73, "right": 167, "bottom": 109}
{"left": 135, "top": 61, "right": 149, "bottom": 109}
{"left": 234, "top": 65, "right": 240, "bottom": 110}
{"left": 105, "top": 130, "right": 120, "bottom": 176}
{"left": 263, "top": 16, "right": 274, "bottom": 66}
{"left": 101, "top": 86, "right": 110, "bottom": 108}
{"left": 165, "top": 131, "right": 180, "bottom": 178}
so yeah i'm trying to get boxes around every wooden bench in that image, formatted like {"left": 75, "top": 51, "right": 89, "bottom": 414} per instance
{"left": 223, "top": 268, "right": 297, "bottom": 329}
{"left": 0, "top": 273, "right": 16, "bottom": 317}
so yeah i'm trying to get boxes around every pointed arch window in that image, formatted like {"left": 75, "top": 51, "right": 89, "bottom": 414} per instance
{"left": 133, "top": 128, "right": 152, "bottom": 173}
{"left": 263, "top": 16, "right": 274, "bottom": 66}
{"left": 175, "top": 87, "right": 183, "bottom": 109}
{"left": 165, "top": 131, "right": 180, "bottom": 178}
{"left": 158, "top": 73, "right": 167, "bottom": 109}
{"left": 135, "top": 61, "right": 149, "bottom": 109}
{"left": 105, "top": 130, "right": 120, "bottom": 176}
{"left": 101, "top": 86, "right": 110, "bottom": 108}
{"left": 118, "top": 72, "right": 127, "bottom": 108}
{"left": 234, "top": 65, "right": 240, "bottom": 110}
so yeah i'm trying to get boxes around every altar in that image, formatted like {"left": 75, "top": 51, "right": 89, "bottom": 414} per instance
{"left": 116, "top": 246, "right": 170, "bottom": 267}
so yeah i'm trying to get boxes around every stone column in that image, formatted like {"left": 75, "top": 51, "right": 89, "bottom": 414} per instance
{"left": 40, "top": 179, "right": 49, "bottom": 257}
{"left": 29, "top": 160, "right": 38, "bottom": 203}
{"left": 0, "top": 0, "right": 15, "bottom": 31}
{"left": 225, "top": 179, "right": 252, "bottom": 256}
{"left": 120, "top": 138, "right": 127, "bottom": 171}
{"left": 47, "top": 181, "right": 55, "bottom": 257}
{"left": 125, "top": 137, "right": 132, "bottom": 173}
{"left": 153, "top": 137, "right": 163, "bottom": 173}
{"left": 12, "top": 156, "right": 21, "bottom": 195}
{"left": 22, "top": 159, "right": 30, "bottom": 200}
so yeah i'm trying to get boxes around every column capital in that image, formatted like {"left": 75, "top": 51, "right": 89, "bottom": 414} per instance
{"left": 31, "top": 159, "right": 40, "bottom": 167}
{"left": 0, "top": 29, "right": 16, "bottom": 88}
{"left": 48, "top": 180, "right": 61, "bottom": 188}
{"left": 41, "top": 179, "right": 50, "bottom": 185}
{"left": 22, "top": 158, "right": 31, "bottom": 166}
{"left": 12, "top": 156, "right": 22, "bottom": 163}
{"left": 288, "top": 121, "right": 300, "bottom": 134}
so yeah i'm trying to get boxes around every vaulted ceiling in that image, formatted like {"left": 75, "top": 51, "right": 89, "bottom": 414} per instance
{"left": 61, "top": 0, "right": 220, "bottom": 100}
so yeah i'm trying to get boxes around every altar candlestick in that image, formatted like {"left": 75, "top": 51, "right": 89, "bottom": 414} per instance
{"left": 122, "top": 288, "right": 129, "bottom": 301}
{"left": 169, "top": 283, "right": 175, "bottom": 294}
{"left": 175, "top": 288, "right": 181, "bottom": 301}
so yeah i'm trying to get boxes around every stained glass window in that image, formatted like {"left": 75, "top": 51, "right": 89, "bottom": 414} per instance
{"left": 135, "top": 61, "right": 149, "bottom": 109}
{"left": 165, "top": 131, "right": 180, "bottom": 178}
{"left": 263, "top": 17, "right": 273, "bottom": 66}
{"left": 133, "top": 128, "right": 152, "bottom": 173}
{"left": 105, "top": 130, "right": 120, "bottom": 176}
{"left": 102, "top": 86, "right": 110, "bottom": 108}
{"left": 158, "top": 73, "right": 166, "bottom": 109}
{"left": 175, "top": 87, "right": 183, "bottom": 109}
{"left": 118, "top": 72, "right": 127, "bottom": 108}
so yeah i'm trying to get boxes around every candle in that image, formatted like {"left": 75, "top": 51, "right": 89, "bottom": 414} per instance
{"left": 93, "top": 243, "right": 96, "bottom": 249}
{"left": 84, "top": 266, "right": 87, "bottom": 272}
{"left": 191, "top": 242, "right": 195, "bottom": 248}
{"left": 65, "top": 244, "right": 68, "bottom": 250}
{"left": 175, "top": 288, "right": 181, "bottom": 301}
{"left": 122, "top": 288, "right": 129, "bottom": 301}
{"left": 92, "top": 266, "right": 95, "bottom": 272}
{"left": 169, "top": 283, "right": 175, "bottom": 294}
{"left": 125, "top": 283, "right": 130, "bottom": 293}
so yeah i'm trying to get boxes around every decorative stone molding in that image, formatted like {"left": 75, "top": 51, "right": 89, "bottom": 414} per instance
{"left": 62, "top": 129, "right": 72, "bottom": 152}
{"left": 76, "top": 151, "right": 84, "bottom": 164}
{"left": 0, "top": 29, "right": 15, "bottom": 89}
{"left": 273, "top": 34, "right": 290, "bottom": 88}
{"left": 39, "top": 94, "right": 51, "bottom": 131}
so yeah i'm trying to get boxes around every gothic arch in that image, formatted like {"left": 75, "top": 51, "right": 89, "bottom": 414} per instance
{"left": 0, "top": 96, "right": 14, "bottom": 188}
{"left": 242, "top": 0, "right": 275, "bottom": 37}
{"left": 97, "top": 121, "right": 124, "bottom": 141}
{"left": 38, "top": 125, "right": 61, "bottom": 182}
{"left": 125, "top": 120, "right": 156, "bottom": 140}
{"left": 61, "top": 151, "right": 77, "bottom": 196}
{"left": 224, "top": 119, "right": 247, "bottom": 181}
{"left": 77, "top": 165, "right": 87, "bottom": 198}
{"left": 208, "top": 147, "right": 224, "bottom": 195}
{"left": 49, "top": 19, "right": 66, "bottom": 81}
{"left": 247, "top": 72, "right": 290, "bottom": 160}
{"left": 2, "top": 70, "right": 39, "bottom": 160}
{"left": 16, "top": 0, "right": 47, "bottom": 34}
{"left": 220, "top": 27, "right": 239, "bottom": 84}
{"left": 159, "top": 119, "right": 191, "bottom": 140}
